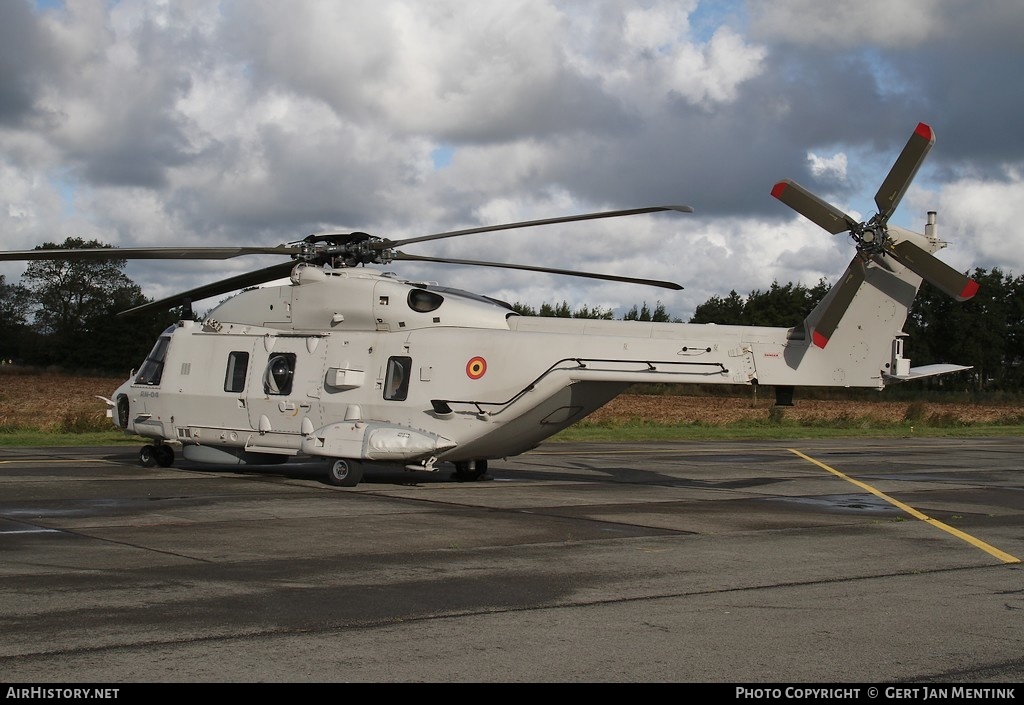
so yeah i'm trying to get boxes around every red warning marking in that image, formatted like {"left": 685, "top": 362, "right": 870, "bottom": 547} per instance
{"left": 960, "top": 279, "right": 980, "bottom": 300}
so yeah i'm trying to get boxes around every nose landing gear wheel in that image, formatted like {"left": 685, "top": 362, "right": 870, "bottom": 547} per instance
{"left": 327, "top": 458, "right": 363, "bottom": 487}
{"left": 453, "top": 459, "right": 487, "bottom": 482}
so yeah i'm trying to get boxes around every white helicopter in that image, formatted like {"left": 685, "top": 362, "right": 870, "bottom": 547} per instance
{"left": 1, "top": 122, "right": 978, "bottom": 487}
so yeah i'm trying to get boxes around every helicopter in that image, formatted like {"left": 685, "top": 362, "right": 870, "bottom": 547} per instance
{"left": 0, "top": 122, "right": 978, "bottom": 487}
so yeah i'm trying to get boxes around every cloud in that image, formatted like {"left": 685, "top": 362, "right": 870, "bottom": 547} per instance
{"left": 931, "top": 168, "right": 1024, "bottom": 275}
{"left": 749, "top": 0, "right": 949, "bottom": 49}
{"left": 807, "top": 151, "right": 847, "bottom": 183}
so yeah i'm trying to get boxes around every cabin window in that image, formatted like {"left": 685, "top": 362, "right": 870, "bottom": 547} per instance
{"left": 384, "top": 356, "right": 412, "bottom": 401}
{"left": 224, "top": 351, "right": 249, "bottom": 393}
{"left": 263, "top": 353, "right": 296, "bottom": 395}
{"left": 134, "top": 332, "right": 172, "bottom": 386}
{"left": 408, "top": 288, "right": 444, "bottom": 313}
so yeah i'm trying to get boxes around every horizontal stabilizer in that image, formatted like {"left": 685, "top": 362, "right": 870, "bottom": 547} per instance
{"left": 884, "top": 363, "right": 972, "bottom": 383}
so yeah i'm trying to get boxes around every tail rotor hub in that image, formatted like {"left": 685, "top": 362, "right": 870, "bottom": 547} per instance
{"left": 853, "top": 219, "right": 888, "bottom": 255}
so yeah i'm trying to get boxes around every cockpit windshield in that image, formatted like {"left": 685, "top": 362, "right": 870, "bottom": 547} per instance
{"left": 134, "top": 326, "right": 175, "bottom": 385}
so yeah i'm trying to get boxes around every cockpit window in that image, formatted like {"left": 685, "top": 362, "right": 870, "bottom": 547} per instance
{"left": 134, "top": 333, "right": 172, "bottom": 386}
{"left": 263, "top": 353, "right": 296, "bottom": 395}
{"left": 408, "top": 288, "right": 444, "bottom": 313}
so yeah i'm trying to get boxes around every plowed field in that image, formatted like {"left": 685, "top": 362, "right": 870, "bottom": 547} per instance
{"left": 0, "top": 371, "right": 124, "bottom": 431}
{"left": 586, "top": 393, "right": 1024, "bottom": 426}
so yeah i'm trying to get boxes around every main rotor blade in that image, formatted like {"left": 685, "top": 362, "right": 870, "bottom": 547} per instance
{"left": 0, "top": 246, "right": 294, "bottom": 262}
{"left": 809, "top": 257, "right": 866, "bottom": 348}
{"left": 385, "top": 205, "right": 693, "bottom": 248}
{"left": 393, "top": 252, "right": 683, "bottom": 290}
{"left": 771, "top": 180, "right": 858, "bottom": 235}
{"left": 874, "top": 122, "right": 935, "bottom": 222}
{"left": 117, "top": 261, "right": 297, "bottom": 317}
{"left": 888, "top": 240, "right": 979, "bottom": 301}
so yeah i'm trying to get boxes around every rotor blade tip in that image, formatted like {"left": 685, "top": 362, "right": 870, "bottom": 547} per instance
{"left": 915, "top": 122, "right": 934, "bottom": 142}
{"left": 812, "top": 330, "right": 829, "bottom": 349}
{"left": 960, "top": 279, "right": 980, "bottom": 301}
{"left": 771, "top": 181, "right": 788, "bottom": 199}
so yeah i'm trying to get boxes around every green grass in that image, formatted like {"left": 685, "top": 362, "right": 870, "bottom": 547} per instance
{"left": 1, "top": 420, "right": 1022, "bottom": 447}
{"left": 0, "top": 429, "right": 144, "bottom": 447}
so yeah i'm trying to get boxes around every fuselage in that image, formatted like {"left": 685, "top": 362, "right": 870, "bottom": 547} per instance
{"left": 112, "top": 260, "right": 914, "bottom": 466}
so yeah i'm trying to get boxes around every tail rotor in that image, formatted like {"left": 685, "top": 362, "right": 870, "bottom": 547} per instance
{"left": 771, "top": 122, "right": 978, "bottom": 348}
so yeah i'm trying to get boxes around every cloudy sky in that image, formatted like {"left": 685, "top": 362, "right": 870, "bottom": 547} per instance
{"left": 2, "top": 0, "right": 1023, "bottom": 320}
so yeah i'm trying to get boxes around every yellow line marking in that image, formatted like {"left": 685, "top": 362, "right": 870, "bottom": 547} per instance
{"left": 788, "top": 448, "right": 1020, "bottom": 565}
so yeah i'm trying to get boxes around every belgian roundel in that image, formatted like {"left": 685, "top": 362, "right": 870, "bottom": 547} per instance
{"left": 466, "top": 356, "right": 487, "bottom": 379}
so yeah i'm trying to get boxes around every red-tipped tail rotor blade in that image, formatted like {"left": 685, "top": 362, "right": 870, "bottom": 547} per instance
{"left": 889, "top": 240, "right": 979, "bottom": 301}
{"left": 771, "top": 180, "right": 858, "bottom": 235}
{"left": 874, "top": 123, "right": 935, "bottom": 222}
{"left": 809, "top": 257, "right": 866, "bottom": 348}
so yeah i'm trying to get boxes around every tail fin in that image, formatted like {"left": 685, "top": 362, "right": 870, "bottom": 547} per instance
{"left": 796, "top": 230, "right": 972, "bottom": 385}
{"left": 802, "top": 248, "right": 920, "bottom": 349}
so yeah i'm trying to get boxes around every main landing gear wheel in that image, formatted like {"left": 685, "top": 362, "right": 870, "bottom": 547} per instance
{"left": 453, "top": 459, "right": 487, "bottom": 482}
{"left": 154, "top": 444, "right": 174, "bottom": 467}
{"left": 139, "top": 444, "right": 175, "bottom": 468}
{"left": 327, "top": 458, "right": 363, "bottom": 487}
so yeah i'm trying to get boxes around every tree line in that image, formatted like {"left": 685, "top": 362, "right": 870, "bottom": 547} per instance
{"left": 1, "top": 238, "right": 178, "bottom": 374}
{"left": 1, "top": 238, "right": 1020, "bottom": 390}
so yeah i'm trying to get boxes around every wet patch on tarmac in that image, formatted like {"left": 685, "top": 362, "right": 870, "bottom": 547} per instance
{"left": 766, "top": 492, "right": 898, "bottom": 514}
